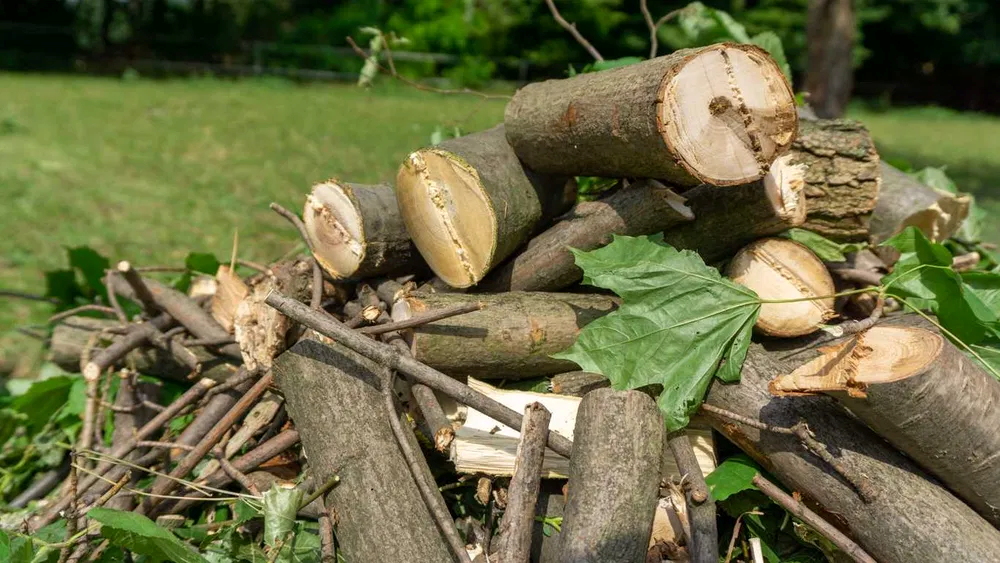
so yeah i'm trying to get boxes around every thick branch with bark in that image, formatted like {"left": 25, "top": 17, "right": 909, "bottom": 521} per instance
{"left": 493, "top": 402, "right": 550, "bottom": 563}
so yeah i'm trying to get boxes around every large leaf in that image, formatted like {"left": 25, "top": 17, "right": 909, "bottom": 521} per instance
{"left": 89, "top": 508, "right": 208, "bottom": 563}
{"left": 705, "top": 454, "right": 760, "bottom": 502}
{"left": 44, "top": 269, "right": 81, "bottom": 305}
{"left": 962, "top": 271, "right": 1000, "bottom": 313}
{"left": 750, "top": 31, "right": 792, "bottom": 83}
{"left": 552, "top": 235, "right": 760, "bottom": 430}
{"left": 185, "top": 252, "right": 221, "bottom": 275}
{"left": 0, "top": 530, "right": 34, "bottom": 563}
{"left": 11, "top": 376, "right": 76, "bottom": 430}
{"left": 68, "top": 246, "right": 110, "bottom": 298}
{"left": 781, "top": 228, "right": 867, "bottom": 262}
{"left": 263, "top": 485, "right": 303, "bottom": 548}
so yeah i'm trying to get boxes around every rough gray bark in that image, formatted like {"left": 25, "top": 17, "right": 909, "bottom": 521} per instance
{"left": 393, "top": 292, "right": 618, "bottom": 379}
{"left": 704, "top": 341, "right": 1000, "bottom": 563}
{"left": 272, "top": 336, "right": 455, "bottom": 563}
{"left": 477, "top": 180, "right": 693, "bottom": 292}
{"left": 549, "top": 371, "right": 609, "bottom": 397}
{"left": 870, "top": 162, "right": 970, "bottom": 243}
{"left": 505, "top": 44, "right": 796, "bottom": 186}
{"left": 790, "top": 119, "right": 880, "bottom": 241}
{"left": 494, "top": 402, "right": 551, "bottom": 563}
{"left": 396, "top": 124, "right": 573, "bottom": 288}
{"left": 556, "top": 389, "right": 663, "bottom": 563}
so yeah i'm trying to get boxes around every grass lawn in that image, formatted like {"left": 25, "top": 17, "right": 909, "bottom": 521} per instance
{"left": 1, "top": 73, "right": 998, "bottom": 372}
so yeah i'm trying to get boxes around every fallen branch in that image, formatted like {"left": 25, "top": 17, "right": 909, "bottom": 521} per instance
{"left": 117, "top": 261, "right": 160, "bottom": 314}
{"left": 544, "top": 0, "right": 604, "bottom": 61}
{"left": 48, "top": 305, "right": 119, "bottom": 324}
{"left": 639, "top": 0, "right": 680, "bottom": 58}
{"left": 494, "top": 402, "right": 550, "bottom": 563}
{"left": 667, "top": 431, "right": 717, "bottom": 563}
{"left": 357, "top": 302, "right": 483, "bottom": 335}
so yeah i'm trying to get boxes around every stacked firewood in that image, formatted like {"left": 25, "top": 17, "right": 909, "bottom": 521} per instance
{"left": 37, "top": 42, "right": 999, "bottom": 563}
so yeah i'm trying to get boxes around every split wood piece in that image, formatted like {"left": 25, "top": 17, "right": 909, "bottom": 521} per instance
{"left": 549, "top": 371, "right": 609, "bottom": 397}
{"left": 272, "top": 336, "right": 454, "bottom": 563}
{"left": 396, "top": 124, "right": 573, "bottom": 288}
{"left": 391, "top": 292, "right": 618, "bottom": 379}
{"left": 108, "top": 274, "right": 242, "bottom": 359}
{"left": 494, "top": 402, "right": 551, "bottom": 563}
{"left": 234, "top": 257, "right": 313, "bottom": 373}
{"left": 728, "top": 237, "right": 836, "bottom": 337}
{"left": 703, "top": 341, "right": 1000, "bottom": 563}
{"left": 870, "top": 162, "right": 971, "bottom": 244}
{"left": 374, "top": 277, "right": 412, "bottom": 306}
{"left": 770, "top": 317, "right": 1000, "bottom": 526}
{"left": 50, "top": 316, "right": 240, "bottom": 383}
{"left": 477, "top": 179, "right": 693, "bottom": 292}
{"left": 752, "top": 473, "right": 876, "bottom": 563}
{"left": 666, "top": 432, "right": 717, "bottom": 563}
{"left": 504, "top": 43, "right": 796, "bottom": 186}
{"left": 556, "top": 389, "right": 663, "bottom": 563}
{"left": 789, "top": 119, "right": 881, "bottom": 241}
{"left": 265, "top": 290, "right": 574, "bottom": 458}
{"left": 304, "top": 180, "right": 425, "bottom": 280}
{"left": 211, "top": 265, "right": 248, "bottom": 334}
{"left": 452, "top": 378, "right": 715, "bottom": 479}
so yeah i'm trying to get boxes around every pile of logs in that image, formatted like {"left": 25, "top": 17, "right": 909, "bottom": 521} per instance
{"left": 33, "top": 42, "right": 997, "bottom": 563}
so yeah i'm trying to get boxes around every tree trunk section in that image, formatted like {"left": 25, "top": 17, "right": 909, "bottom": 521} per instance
{"left": 789, "top": 119, "right": 880, "bottom": 241}
{"left": 806, "top": 0, "right": 855, "bottom": 118}
{"left": 505, "top": 44, "right": 797, "bottom": 186}
{"left": 391, "top": 292, "right": 618, "bottom": 379}
{"left": 704, "top": 341, "right": 1000, "bottom": 563}
{"left": 304, "top": 180, "right": 425, "bottom": 280}
{"left": 770, "top": 315, "right": 1000, "bottom": 527}
{"left": 870, "top": 162, "right": 971, "bottom": 244}
{"left": 556, "top": 389, "right": 663, "bottom": 563}
{"left": 396, "top": 124, "right": 573, "bottom": 288}
{"left": 272, "top": 336, "right": 454, "bottom": 563}
{"left": 477, "top": 180, "right": 693, "bottom": 292}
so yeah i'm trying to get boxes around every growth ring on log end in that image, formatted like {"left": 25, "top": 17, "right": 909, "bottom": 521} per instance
{"left": 504, "top": 42, "right": 797, "bottom": 186}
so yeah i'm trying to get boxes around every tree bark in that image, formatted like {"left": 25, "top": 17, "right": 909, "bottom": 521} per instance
{"left": 870, "top": 162, "right": 971, "bottom": 244}
{"left": 477, "top": 180, "right": 693, "bottom": 292}
{"left": 391, "top": 292, "right": 618, "bottom": 379}
{"left": 666, "top": 432, "right": 717, "bottom": 563}
{"left": 304, "top": 180, "right": 425, "bottom": 280}
{"left": 806, "top": 0, "right": 855, "bottom": 118}
{"left": 494, "top": 402, "right": 551, "bottom": 563}
{"left": 549, "top": 371, "right": 608, "bottom": 397}
{"left": 556, "top": 389, "right": 663, "bottom": 563}
{"left": 396, "top": 124, "right": 573, "bottom": 288}
{"left": 770, "top": 315, "right": 1000, "bottom": 527}
{"left": 789, "top": 119, "right": 880, "bottom": 241}
{"left": 505, "top": 44, "right": 797, "bottom": 186}
{"left": 704, "top": 340, "right": 1000, "bottom": 563}
{"left": 49, "top": 316, "right": 239, "bottom": 382}
{"left": 272, "top": 336, "right": 455, "bottom": 563}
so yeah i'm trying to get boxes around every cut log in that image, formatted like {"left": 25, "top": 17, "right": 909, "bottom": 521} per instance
{"left": 505, "top": 43, "right": 797, "bottom": 186}
{"left": 451, "top": 379, "right": 716, "bottom": 479}
{"left": 303, "top": 180, "right": 424, "bottom": 280}
{"left": 272, "top": 335, "right": 454, "bottom": 563}
{"left": 48, "top": 316, "right": 239, "bottom": 382}
{"left": 396, "top": 124, "right": 573, "bottom": 288}
{"left": 789, "top": 119, "right": 880, "bottom": 241}
{"left": 477, "top": 180, "right": 693, "bottom": 292}
{"left": 392, "top": 292, "right": 617, "bottom": 379}
{"left": 870, "top": 162, "right": 971, "bottom": 243}
{"left": 727, "top": 238, "right": 836, "bottom": 337}
{"left": 234, "top": 257, "right": 313, "bottom": 373}
{"left": 770, "top": 317, "right": 1000, "bottom": 526}
{"left": 556, "top": 389, "right": 663, "bottom": 563}
{"left": 703, "top": 339, "right": 1000, "bottom": 563}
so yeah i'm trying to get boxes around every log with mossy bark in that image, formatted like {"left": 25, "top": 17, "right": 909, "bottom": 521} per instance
{"left": 303, "top": 180, "right": 425, "bottom": 280}
{"left": 396, "top": 124, "right": 574, "bottom": 289}
{"left": 703, "top": 336, "right": 1000, "bottom": 563}
{"left": 504, "top": 43, "right": 797, "bottom": 186}
{"left": 788, "top": 118, "right": 881, "bottom": 241}
{"left": 770, "top": 316, "right": 1000, "bottom": 527}
{"left": 390, "top": 292, "right": 617, "bottom": 379}
{"left": 480, "top": 155, "right": 806, "bottom": 292}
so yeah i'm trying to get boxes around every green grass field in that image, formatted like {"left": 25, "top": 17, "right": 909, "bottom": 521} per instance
{"left": 2, "top": 73, "right": 998, "bottom": 371}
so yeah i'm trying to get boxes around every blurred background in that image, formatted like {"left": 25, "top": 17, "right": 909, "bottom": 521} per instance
{"left": 2, "top": 0, "right": 998, "bottom": 375}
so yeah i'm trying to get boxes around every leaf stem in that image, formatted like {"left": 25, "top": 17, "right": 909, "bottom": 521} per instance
{"left": 757, "top": 287, "right": 876, "bottom": 304}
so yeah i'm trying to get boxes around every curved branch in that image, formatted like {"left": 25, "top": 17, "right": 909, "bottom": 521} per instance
{"left": 544, "top": 0, "right": 604, "bottom": 62}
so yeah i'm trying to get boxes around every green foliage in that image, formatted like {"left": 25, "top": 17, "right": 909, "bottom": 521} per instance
{"left": 553, "top": 235, "right": 760, "bottom": 430}
{"left": 186, "top": 252, "right": 222, "bottom": 275}
{"left": 705, "top": 454, "right": 760, "bottom": 502}
{"left": 88, "top": 508, "right": 209, "bottom": 563}
{"left": 499, "top": 377, "right": 552, "bottom": 394}
{"left": 262, "top": 485, "right": 304, "bottom": 549}
{"left": 575, "top": 176, "right": 618, "bottom": 202}
{"left": 780, "top": 228, "right": 867, "bottom": 262}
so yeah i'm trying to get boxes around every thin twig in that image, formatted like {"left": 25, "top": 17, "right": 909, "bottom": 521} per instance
{"left": 829, "top": 267, "right": 883, "bottom": 287}
{"left": 298, "top": 474, "right": 341, "bottom": 511}
{"left": 668, "top": 431, "right": 717, "bottom": 563}
{"left": 0, "top": 290, "right": 59, "bottom": 303}
{"left": 835, "top": 294, "right": 885, "bottom": 336}
{"left": 265, "top": 290, "right": 573, "bottom": 457}
{"left": 137, "top": 441, "right": 195, "bottom": 452}
{"left": 544, "top": 0, "right": 604, "bottom": 61}
{"left": 203, "top": 368, "right": 257, "bottom": 400}
{"left": 238, "top": 259, "right": 271, "bottom": 274}
{"left": 104, "top": 272, "right": 129, "bottom": 324}
{"left": 215, "top": 451, "right": 260, "bottom": 495}
{"left": 84, "top": 470, "right": 132, "bottom": 513}
{"left": 183, "top": 336, "right": 237, "bottom": 347}
{"left": 133, "top": 266, "right": 187, "bottom": 273}
{"left": 495, "top": 402, "right": 550, "bottom": 563}
{"left": 752, "top": 474, "right": 877, "bottom": 563}
{"left": 83, "top": 314, "right": 174, "bottom": 380}
{"left": 49, "top": 305, "right": 118, "bottom": 324}
{"left": 57, "top": 453, "right": 80, "bottom": 563}
{"left": 952, "top": 251, "right": 981, "bottom": 272}
{"left": 700, "top": 404, "right": 877, "bottom": 502}
{"left": 358, "top": 302, "right": 483, "bottom": 335}
{"left": 640, "top": 1, "right": 681, "bottom": 58}
{"left": 270, "top": 202, "right": 314, "bottom": 251}
{"left": 320, "top": 513, "right": 336, "bottom": 563}
{"left": 117, "top": 261, "right": 160, "bottom": 314}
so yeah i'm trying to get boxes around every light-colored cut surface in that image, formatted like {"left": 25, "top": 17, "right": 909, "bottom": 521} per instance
{"left": 304, "top": 181, "right": 364, "bottom": 277}
{"left": 660, "top": 45, "right": 796, "bottom": 184}
{"left": 211, "top": 265, "right": 248, "bottom": 334}
{"left": 451, "top": 379, "right": 716, "bottom": 479}
{"left": 396, "top": 150, "right": 496, "bottom": 287}
{"left": 728, "top": 238, "right": 834, "bottom": 337}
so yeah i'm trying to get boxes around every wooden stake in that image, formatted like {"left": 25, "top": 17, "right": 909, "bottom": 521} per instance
{"left": 494, "top": 402, "right": 551, "bottom": 563}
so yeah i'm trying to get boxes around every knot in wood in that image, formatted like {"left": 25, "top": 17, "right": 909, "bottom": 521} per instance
{"left": 708, "top": 96, "right": 733, "bottom": 116}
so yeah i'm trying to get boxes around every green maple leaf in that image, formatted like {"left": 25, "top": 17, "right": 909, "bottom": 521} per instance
{"left": 552, "top": 235, "right": 760, "bottom": 430}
